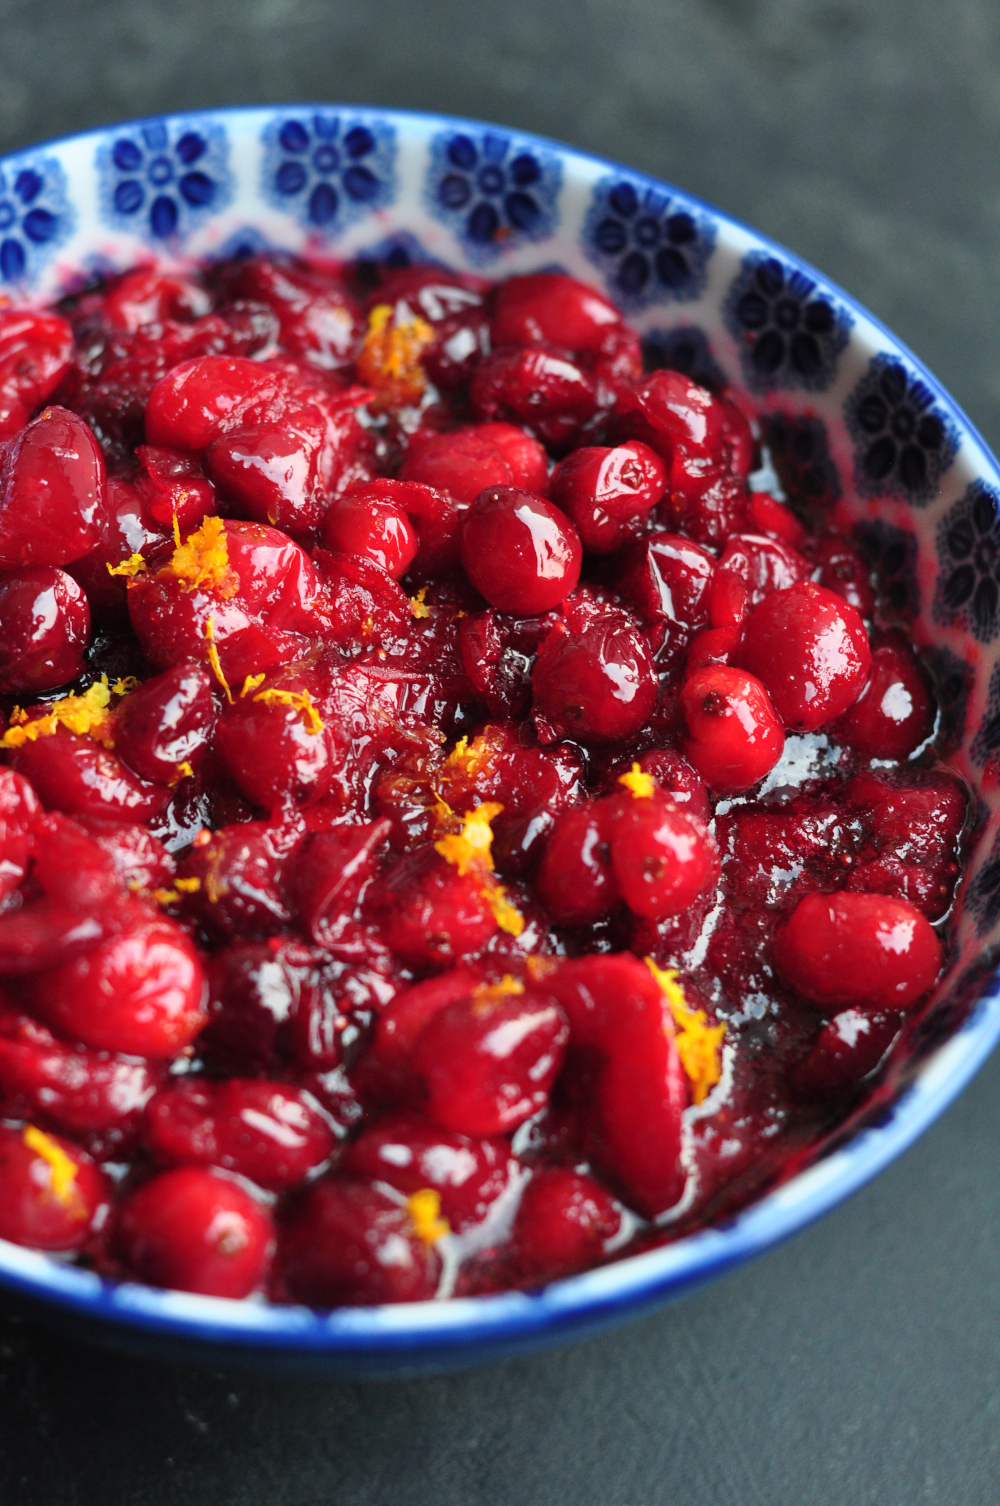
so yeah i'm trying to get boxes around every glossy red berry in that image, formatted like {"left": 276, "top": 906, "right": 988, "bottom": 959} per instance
{"left": 548, "top": 441, "right": 666, "bottom": 554}
{"left": 832, "top": 637, "right": 935, "bottom": 760}
{"left": 275, "top": 1176, "right": 440, "bottom": 1305}
{"left": 0, "top": 407, "right": 106, "bottom": 568}
{"left": 681, "top": 665, "right": 785, "bottom": 795}
{"left": 535, "top": 803, "right": 619, "bottom": 926}
{"left": 176, "top": 820, "right": 297, "bottom": 942}
{"left": 110, "top": 1167, "right": 273, "bottom": 1297}
{"left": 370, "top": 848, "right": 498, "bottom": 969}
{"left": 460, "top": 486, "right": 581, "bottom": 615}
{"left": 470, "top": 345, "right": 599, "bottom": 450}
{"left": 212, "top": 668, "right": 338, "bottom": 811}
{"left": 398, "top": 428, "right": 514, "bottom": 503}
{"left": 811, "top": 535, "right": 876, "bottom": 619}
{"left": 218, "top": 255, "right": 364, "bottom": 372}
{"left": 341, "top": 1112, "right": 513, "bottom": 1231}
{"left": 511, "top": 1168, "right": 621, "bottom": 1281}
{"left": 714, "top": 533, "right": 811, "bottom": 608}
{"left": 471, "top": 422, "right": 549, "bottom": 493}
{"left": 609, "top": 791, "right": 719, "bottom": 919}
{"left": 0, "top": 767, "right": 39, "bottom": 898}
{"left": 0, "top": 566, "right": 90, "bottom": 694}
{"left": 143, "top": 1078, "right": 334, "bottom": 1192}
{"left": 773, "top": 892, "right": 943, "bottom": 1013}
{"left": 320, "top": 491, "right": 418, "bottom": 578}
{"left": 290, "top": 821, "right": 390, "bottom": 949}
{"left": 735, "top": 581, "right": 871, "bottom": 731}
{"left": 0, "top": 1124, "right": 109, "bottom": 1251}
{"left": 8, "top": 735, "right": 170, "bottom": 826}
{"left": 113, "top": 662, "right": 216, "bottom": 784}
{"left": 794, "top": 1008, "right": 902, "bottom": 1097}
{"left": 29, "top": 914, "right": 208, "bottom": 1057}
{"left": 532, "top": 613, "right": 658, "bottom": 745}
{"left": 0, "top": 307, "right": 73, "bottom": 430}
{"left": 357, "top": 968, "right": 480, "bottom": 1105}
{"left": 410, "top": 982, "right": 569, "bottom": 1135}
{"left": 490, "top": 273, "right": 628, "bottom": 360}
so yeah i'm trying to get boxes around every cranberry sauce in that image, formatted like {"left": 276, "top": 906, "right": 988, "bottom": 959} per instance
{"left": 0, "top": 257, "right": 967, "bottom": 1304}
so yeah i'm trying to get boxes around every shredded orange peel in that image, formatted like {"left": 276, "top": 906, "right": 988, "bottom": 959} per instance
{"left": 406, "top": 1187, "right": 450, "bottom": 1246}
{"left": 106, "top": 552, "right": 146, "bottom": 578}
{"left": 619, "top": 762, "right": 655, "bottom": 799}
{"left": 252, "top": 686, "right": 325, "bottom": 735}
{"left": 203, "top": 617, "right": 232, "bottom": 703}
{"left": 645, "top": 958, "right": 726, "bottom": 1105}
{"left": 434, "top": 801, "right": 526, "bottom": 938}
{"left": 23, "top": 1126, "right": 83, "bottom": 1214}
{"left": 359, "top": 302, "right": 435, "bottom": 406}
{"left": 160, "top": 515, "right": 239, "bottom": 598}
{"left": 471, "top": 975, "right": 525, "bottom": 1013}
{"left": 410, "top": 585, "right": 431, "bottom": 619}
{"left": 0, "top": 674, "right": 135, "bottom": 750}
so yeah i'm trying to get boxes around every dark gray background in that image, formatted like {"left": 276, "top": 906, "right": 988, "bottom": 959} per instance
{"left": 1, "top": 1, "right": 999, "bottom": 1501}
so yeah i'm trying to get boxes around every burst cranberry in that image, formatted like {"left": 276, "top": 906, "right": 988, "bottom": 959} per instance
{"left": 143, "top": 1078, "right": 334, "bottom": 1192}
{"left": 8, "top": 735, "right": 170, "bottom": 826}
{"left": 144, "top": 354, "right": 276, "bottom": 452}
{"left": 275, "top": 1177, "right": 440, "bottom": 1305}
{"left": 548, "top": 441, "right": 666, "bottom": 554}
{"left": 773, "top": 892, "right": 943, "bottom": 1013}
{"left": 532, "top": 612, "right": 657, "bottom": 745}
{"left": 79, "top": 817, "right": 175, "bottom": 895}
{"left": 832, "top": 637, "right": 935, "bottom": 760}
{"left": 110, "top": 1167, "right": 273, "bottom": 1297}
{"left": 0, "top": 308, "right": 73, "bottom": 431}
{"left": 0, "top": 407, "right": 106, "bottom": 568}
{"left": 795, "top": 1009, "right": 903, "bottom": 1097}
{"left": 101, "top": 267, "right": 211, "bottom": 330}
{"left": 616, "top": 532, "right": 715, "bottom": 659}
{"left": 681, "top": 665, "right": 785, "bottom": 795}
{"left": 410, "top": 982, "right": 568, "bottom": 1136}
{"left": 212, "top": 668, "right": 338, "bottom": 811}
{"left": 736, "top": 581, "right": 871, "bottom": 731}
{"left": 460, "top": 486, "right": 581, "bottom": 615}
{"left": 355, "top": 967, "right": 480, "bottom": 1105}
{"left": 536, "top": 803, "right": 619, "bottom": 926}
{"left": 176, "top": 820, "right": 297, "bottom": 941}
{"left": 0, "top": 767, "right": 39, "bottom": 897}
{"left": 609, "top": 791, "right": 719, "bottom": 919}
{"left": 714, "top": 533, "right": 811, "bottom": 608}
{"left": 290, "top": 821, "right": 390, "bottom": 948}
{"left": 511, "top": 1168, "right": 621, "bottom": 1281}
{"left": 399, "top": 428, "right": 514, "bottom": 503}
{"left": 134, "top": 445, "right": 216, "bottom": 532}
{"left": 320, "top": 491, "right": 418, "bottom": 578}
{"left": 471, "top": 345, "right": 599, "bottom": 451}
{"left": 370, "top": 847, "right": 498, "bottom": 969}
{"left": 342, "top": 1112, "right": 512, "bottom": 1230}
{"left": 113, "top": 662, "right": 217, "bottom": 784}
{"left": 490, "top": 273, "right": 629, "bottom": 360}
{"left": 0, "top": 567, "right": 90, "bottom": 694}
{"left": 28, "top": 913, "right": 207, "bottom": 1056}
{"left": 200, "top": 940, "right": 327, "bottom": 1071}
{"left": 471, "top": 422, "right": 549, "bottom": 492}
{"left": 218, "top": 256, "right": 364, "bottom": 371}
{"left": 0, "top": 1124, "right": 109, "bottom": 1251}
{"left": 334, "top": 477, "right": 462, "bottom": 577}
{"left": 746, "top": 491, "right": 808, "bottom": 547}
{"left": 204, "top": 409, "right": 329, "bottom": 538}
{"left": 811, "top": 535, "right": 876, "bottom": 619}
{"left": 628, "top": 748, "right": 712, "bottom": 824}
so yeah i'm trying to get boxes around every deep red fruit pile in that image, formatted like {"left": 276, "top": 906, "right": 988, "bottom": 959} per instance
{"left": 0, "top": 257, "right": 966, "bottom": 1305}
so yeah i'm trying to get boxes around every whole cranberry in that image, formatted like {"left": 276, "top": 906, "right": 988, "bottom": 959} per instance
{"left": 609, "top": 792, "right": 719, "bottom": 919}
{"left": 773, "top": 892, "right": 943, "bottom": 1013}
{"left": 290, "top": 820, "right": 391, "bottom": 948}
{"left": 78, "top": 817, "right": 175, "bottom": 895}
{"left": 0, "top": 307, "right": 73, "bottom": 424}
{"left": 471, "top": 422, "right": 549, "bottom": 493}
{"left": 681, "top": 665, "right": 785, "bottom": 795}
{"left": 200, "top": 939, "right": 331, "bottom": 1071}
{"left": 335, "top": 477, "right": 463, "bottom": 578}
{"left": 0, "top": 767, "right": 39, "bottom": 898}
{"left": 0, "top": 567, "right": 90, "bottom": 694}
{"left": 8, "top": 735, "right": 170, "bottom": 826}
{"left": 0, "top": 407, "right": 106, "bottom": 568}
{"left": 470, "top": 345, "right": 599, "bottom": 451}
{"left": 370, "top": 848, "right": 498, "bottom": 968}
{"left": 143, "top": 1078, "right": 334, "bottom": 1192}
{"left": 205, "top": 411, "right": 328, "bottom": 538}
{"left": 532, "top": 613, "right": 658, "bottom": 746}
{"left": 0, "top": 1124, "right": 109, "bottom": 1251}
{"left": 176, "top": 820, "right": 297, "bottom": 941}
{"left": 113, "top": 662, "right": 217, "bottom": 784}
{"left": 735, "top": 581, "right": 871, "bottom": 731}
{"left": 747, "top": 491, "right": 808, "bottom": 547}
{"left": 145, "top": 354, "right": 277, "bottom": 452}
{"left": 398, "top": 429, "right": 514, "bottom": 504}
{"left": 460, "top": 486, "right": 581, "bottom": 615}
{"left": 341, "top": 1112, "right": 513, "bottom": 1231}
{"left": 320, "top": 492, "right": 418, "bottom": 579}
{"left": 626, "top": 748, "right": 711, "bottom": 824}
{"left": 101, "top": 266, "right": 211, "bottom": 331}
{"left": 133, "top": 445, "right": 216, "bottom": 533}
{"left": 275, "top": 1176, "right": 440, "bottom": 1305}
{"left": 212, "top": 670, "right": 338, "bottom": 811}
{"left": 29, "top": 914, "right": 208, "bottom": 1057}
{"left": 794, "top": 1008, "right": 903, "bottom": 1097}
{"left": 811, "top": 535, "right": 876, "bottom": 619}
{"left": 548, "top": 441, "right": 666, "bottom": 554}
{"left": 535, "top": 803, "right": 619, "bottom": 926}
{"left": 410, "top": 983, "right": 569, "bottom": 1136}
{"left": 511, "top": 1168, "right": 621, "bottom": 1281}
{"left": 217, "top": 255, "right": 364, "bottom": 372}
{"left": 714, "top": 533, "right": 811, "bottom": 609}
{"left": 616, "top": 532, "right": 715, "bottom": 662}
{"left": 832, "top": 637, "right": 935, "bottom": 760}
{"left": 355, "top": 967, "right": 480, "bottom": 1105}
{"left": 490, "top": 273, "right": 628, "bottom": 360}
{"left": 110, "top": 1167, "right": 273, "bottom": 1297}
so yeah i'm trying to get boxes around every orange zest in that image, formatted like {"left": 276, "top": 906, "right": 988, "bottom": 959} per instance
{"left": 252, "top": 687, "right": 325, "bottom": 735}
{"left": 645, "top": 958, "right": 726, "bottom": 1105}
{"left": 357, "top": 302, "right": 435, "bottom": 407}
{"left": 159, "top": 515, "right": 238, "bottom": 598}
{"left": 203, "top": 616, "right": 233, "bottom": 703}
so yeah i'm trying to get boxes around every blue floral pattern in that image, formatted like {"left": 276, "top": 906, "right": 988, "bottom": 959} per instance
{"left": 0, "top": 155, "right": 74, "bottom": 285}
{"left": 262, "top": 113, "right": 396, "bottom": 236}
{"left": 760, "top": 412, "right": 841, "bottom": 516}
{"left": 853, "top": 518, "right": 920, "bottom": 621}
{"left": 96, "top": 119, "right": 232, "bottom": 243}
{"left": 967, "top": 826, "right": 1000, "bottom": 937}
{"left": 971, "top": 661, "right": 1000, "bottom": 765}
{"left": 354, "top": 230, "right": 440, "bottom": 273}
{"left": 424, "top": 130, "right": 560, "bottom": 263}
{"left": 845, "top": 354, "right": 957, "bottom": 504}
{"left": 924, "top": 645, "right": 973, "bottom": 753}
{"left": 582, "top": 176, "right": 715, "bottom": 310}
{"left": 723, "top": 253, "right": 851, "bottom": 392}
{"left": 934, "top": 482, "right": 1000, "bottom": 642}
{"left": 641, "top": 325, "right": 726, "bottom": 393}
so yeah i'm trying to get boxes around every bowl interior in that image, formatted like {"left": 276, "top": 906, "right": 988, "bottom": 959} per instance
{"left": 2, "top": 104, "right": 999, "bottom": 1371}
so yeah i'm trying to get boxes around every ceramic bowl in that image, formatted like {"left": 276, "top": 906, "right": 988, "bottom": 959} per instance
{"left": 2, "top": 104, "right": 999, "bottom": 1377}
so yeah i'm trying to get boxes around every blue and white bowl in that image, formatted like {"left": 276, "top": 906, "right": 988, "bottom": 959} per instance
{"left": 2, "top": 105, "right": 999, "bottom": 1377}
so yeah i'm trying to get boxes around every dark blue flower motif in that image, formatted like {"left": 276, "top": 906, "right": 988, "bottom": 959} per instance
{"left": 723, "top": 254, "right": 851, "bottom": 393}
{"left": 582, "top": 176, "right": 715, "bottom": 310}
{"left": 923, "top": 644, "right": 972, "bottom": 755}
{"left": 970, "top": 660, "right": 1000, "bottom": 766}
{"left": 845, "top": 354, "right": 957, "bottom": 504}
{"left": 852, "top": 518, "right": 920, "bottom": 621}
{"left": 97, "top": 119, "right": 232, "bottom": 243}
{"left": 262, "top": 113, "right": 396, "bottom": 235}
{"left": 760, "top": 412, "right": 841, "bottom": 518}
{"left": 0, "top": 155, "right": 74, "bottom": 286}
{"left": 935, "top": 482, "right": 1000, "bottom": 642}
{"left": 425, "top": 130, "right": 560, "bottom": 263}
{"left": 966, "top": 823, "right": 1000, "bottom": 938}
{"left": 641, "top": 325, "right": 726, "bottom": 393}
{"left": 354, "top": 230, "right": 441, "bottom": 274}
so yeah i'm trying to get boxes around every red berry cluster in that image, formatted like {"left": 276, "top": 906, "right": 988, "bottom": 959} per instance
{"left": 0, "top": 257, "right": 964, "bottom": 1304}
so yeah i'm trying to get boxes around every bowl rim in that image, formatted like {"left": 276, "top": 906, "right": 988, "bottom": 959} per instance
{"left": 2, "top": 101, "right": 999, "bottom": 1361}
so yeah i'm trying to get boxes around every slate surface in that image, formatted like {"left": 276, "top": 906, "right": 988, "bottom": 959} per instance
{"left": 0, "top": 2, "right": 998, "bottom": 1500}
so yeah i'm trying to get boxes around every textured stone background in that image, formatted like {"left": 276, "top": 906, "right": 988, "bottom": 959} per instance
{"left": 1, "top": 2, "right": 999, "bottom": 1501}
